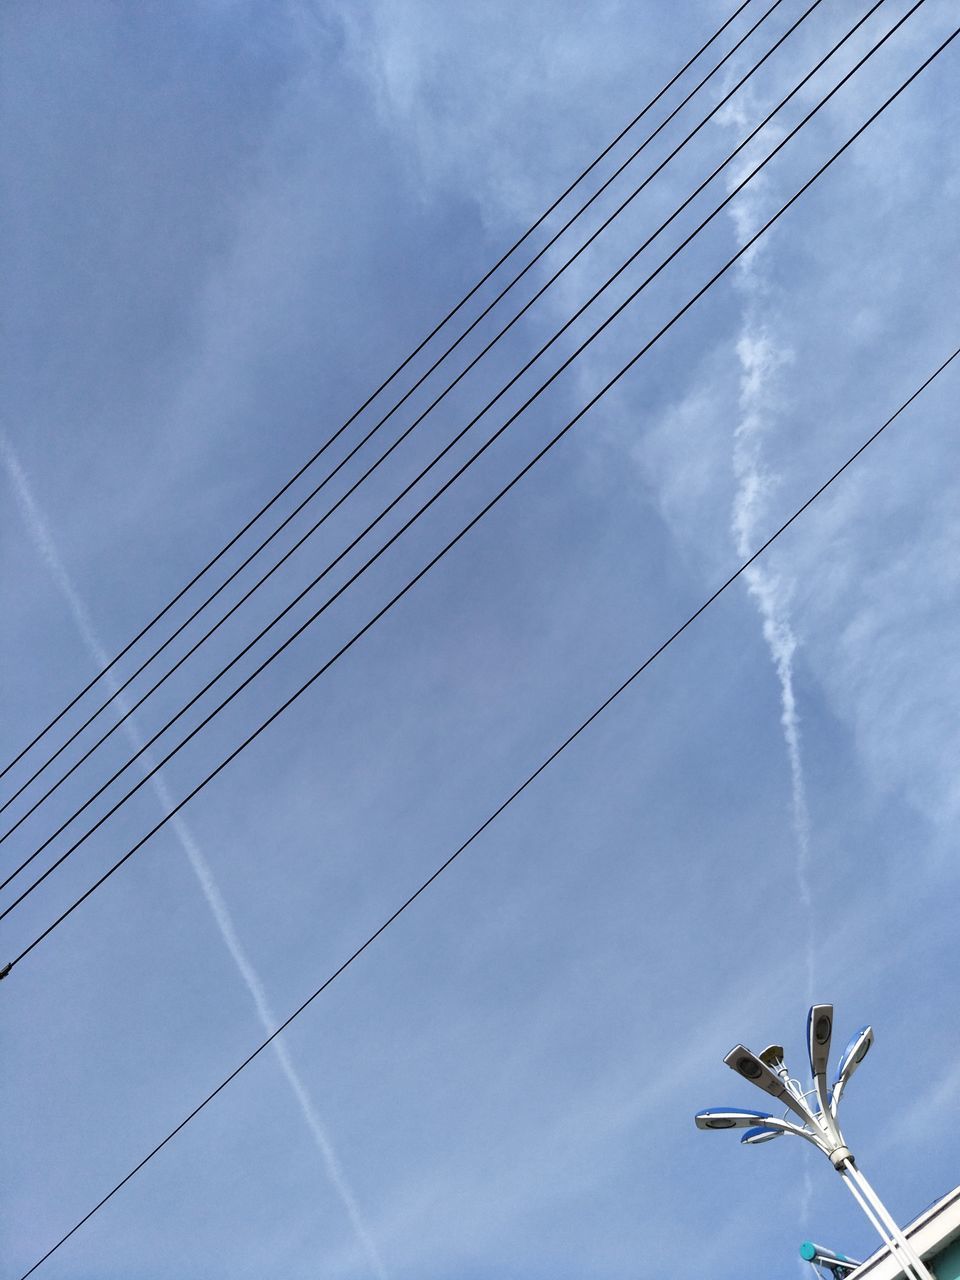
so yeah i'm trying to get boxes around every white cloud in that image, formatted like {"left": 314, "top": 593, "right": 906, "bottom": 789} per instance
{"left": 0, "top": 432, "right": 388, "bottom": 1280}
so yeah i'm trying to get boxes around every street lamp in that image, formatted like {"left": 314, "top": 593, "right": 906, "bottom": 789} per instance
{"left": 832, "top": 1025, "right": 875, "bottom": 1112}
{"left": 799, "top": 1241, "right": 861, "bottom": 1278}
{"left": 694, "top": 1003, "right": 934, "bottom": 1280}
{"left": 742, "top": 1124, "right": 783, "bottom": 1145}
{"left": 694, "top": 1107, "right": 776, "bottom": 1130}
{"left": 807, "top": 1005, "right": 842, "bottom": 1147}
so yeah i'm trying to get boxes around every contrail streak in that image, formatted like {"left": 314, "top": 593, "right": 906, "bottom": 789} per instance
{"left": 732, "top": 322, "right": 817, "bottom": 1250}
{"left": 731, "top": 330, "right": 815, "bottom": 957}
{"left": 721, "top": 92, "right": 816, "bottom": 1235}
{"left": 1, "top": 434, "right": 388, "bottom": 1279}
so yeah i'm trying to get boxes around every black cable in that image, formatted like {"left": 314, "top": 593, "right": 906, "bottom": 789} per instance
{"left": 0, "top": 0, "right": 757, "bottom": 787}
{"left": 0, "top": 0, "right": 787, "bottom": 820}
{"left": 0, "top": 0, "right": 910, "bottom": 907}
{"left": 3, "top": 22, "right": 954, "bottom": 974}
{"left": 16, "top": 343, "right": 960, "bottom": 1280}
{"left": 0, "top": 0, "right": 848, "bottom": 858}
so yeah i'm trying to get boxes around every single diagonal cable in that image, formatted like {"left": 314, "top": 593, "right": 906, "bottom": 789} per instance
{"left": 16, "top": 340, "right": 959, "bottom": 1278}
{"left": 3, "top": 22, "right": 954, "bottom": 971}
{"left": 0, "top": 0, "right": 757, "bottom": 785}
{"left": 0, "top": 0, "right": 848, "bottom": 853}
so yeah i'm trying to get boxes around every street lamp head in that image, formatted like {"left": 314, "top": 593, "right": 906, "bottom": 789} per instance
{"left": 759, "top": 1043, "right": 788, "bottom": 1074}
{"left": 694, "top": 1107, "right": 774, "bottom": 1131}
{"left": 725, "top": 1045, "right": 770, "bottom": 1085}
{"left": 799, "top": 1242, "right": 861, "bottom": 1277}
{"left": 836, "top": 1024, "right": 873, "bottom": 1080}
{"left": 807, "top": 1004, "right": 834, "bottom": 1079}
{"left": 833, "top": 1025, "right": 874, "bottom": 1104}
{"left": 723, "top": 1043, "right": 816, "bottom": 1126}
{"left": 741, "top": 1124, "right": 783, "bottom": 1145}
{"left": 807, "top": 1004, "right": 844, "bottom": 1144}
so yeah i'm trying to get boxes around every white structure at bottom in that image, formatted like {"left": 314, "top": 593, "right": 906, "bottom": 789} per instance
{"left": 840, "top": 1185, "right": 960, "bottom": 1280}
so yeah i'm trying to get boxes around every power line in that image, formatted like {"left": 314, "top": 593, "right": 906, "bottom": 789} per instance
{"left": 0, "top": 0, "right": 909, "bottom": 908}
{"left": 16, "top": 340, "right": 959, "bottom": 1277}
{"left": 0, "top": 0, "right": 758, "bottom": 787}
{"left": 0, "top": 0, "right": 898, "bottom": 899}
{"left": 0, "top": 0, "right": 787, "bottom": 821}
{"left": 0, "top": 0, "right": 848, "bottom": 860}
{"left": 3, "top": 20, "right": 953, "bottom": 971}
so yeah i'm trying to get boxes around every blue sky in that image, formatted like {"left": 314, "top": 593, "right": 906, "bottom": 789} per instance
{"left": 2, "top": 1, "right": 959, "bottom": 1276}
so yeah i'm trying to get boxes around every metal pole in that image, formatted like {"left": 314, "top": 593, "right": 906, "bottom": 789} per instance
{"left": 839, "top": 1170, "right": 924, "bottom": 1280}
{"left": 844, "top": 1163, "right": 935, "bottom": 1280}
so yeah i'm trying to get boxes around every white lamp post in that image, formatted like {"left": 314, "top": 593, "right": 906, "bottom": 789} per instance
{"left": 694, "top": 1003, "right": 934, "bottom": 1280}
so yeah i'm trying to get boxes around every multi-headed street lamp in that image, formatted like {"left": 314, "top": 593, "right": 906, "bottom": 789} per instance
{"left": 695, "top": 1003, "right": 934, "bottom": 1280}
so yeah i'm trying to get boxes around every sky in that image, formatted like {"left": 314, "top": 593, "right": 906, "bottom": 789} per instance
{"left": 1, "top": 1, "right": 959, "bottom": 1277}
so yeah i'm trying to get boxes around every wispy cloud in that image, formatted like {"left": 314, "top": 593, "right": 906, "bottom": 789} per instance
{"left": 731, "top": 329, "right": 813, "bottom": 951}
{"left": 721, "top": 88, "right": 815, "bottom": 1234}
{"left": 731, "top": 321, "right": 817, "bottom": 1251}
{"left": 0, "top": 433, "right": 388, "bottom": 1280}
